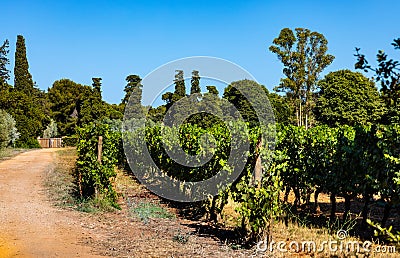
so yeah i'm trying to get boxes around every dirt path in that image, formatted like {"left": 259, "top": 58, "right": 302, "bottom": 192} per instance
{"left": 0, "top": 149, "right": 103, "bottom": 257}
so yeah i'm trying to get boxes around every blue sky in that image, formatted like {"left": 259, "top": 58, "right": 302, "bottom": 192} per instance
{"left": 1, "top": 0, "right": 399, "bottom": 104}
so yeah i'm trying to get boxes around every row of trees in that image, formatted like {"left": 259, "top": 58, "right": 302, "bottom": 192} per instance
{"left": 2, "top": 29, "right": 397, "bottom": 148}
{"left": 270, "top": 27, "right": 400, "bottom": 128}
{"left": 0, "top": 35, "right": 144, "bottom": 147}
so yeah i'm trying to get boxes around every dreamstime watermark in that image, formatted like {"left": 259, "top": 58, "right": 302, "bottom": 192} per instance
{"left": 122, "top": 56, "right": 276, "bottom": 202}
{"left": 256, "top": 230, "right": 397, "bottom": 255}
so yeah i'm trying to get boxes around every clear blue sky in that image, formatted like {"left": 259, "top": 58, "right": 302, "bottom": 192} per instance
{"left": 1, "top": 0, "right": 399, "bottom": 104}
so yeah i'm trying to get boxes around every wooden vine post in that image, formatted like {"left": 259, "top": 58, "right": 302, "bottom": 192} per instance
{"left": 253, "top": 136, "right": 263, "bottom": 189}
{"left": 97, "top": 136, "right": 103, "bottom": 164}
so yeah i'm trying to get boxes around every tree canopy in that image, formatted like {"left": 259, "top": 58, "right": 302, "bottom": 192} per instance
{"left": 315, "top": 70, "right": 385, "bottom": 126}
{"left": 355, "top": 38, "right": 400, "bottom": 123}
{"left": 14, "top": 35, "right": 34, "bottom": 95}
{"left": 269, "top": 28, "right": 335, "bottom": 128}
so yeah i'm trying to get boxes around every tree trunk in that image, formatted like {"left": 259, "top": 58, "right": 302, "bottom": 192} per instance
{"left": 313, "top": 188, "right": 322, "bottom": 213}
{"left": 284, "top": 186, "right": 290, "bottom": 203}
{"left": 330, "top": 193, "right": 336, "bottom": 221}
{"left": 343, "top": 194, "right": 352, "bottom": 221}
{"left": 299, "top": 99, "right": 302, "bottom": 127}
{"left": 381, "top": 202, "right": 392, "bottom": 227}
{"left": 361, "top": 193, "right": 371, "bottom": 228}
{"left": 209, "top": 196, "right": 218, "bottom": 223}
{"left": 293, "top": 187, "right": 301, "bottom": 211}
{"left": 252, "top": 136, "right": 263, "bottom": 189}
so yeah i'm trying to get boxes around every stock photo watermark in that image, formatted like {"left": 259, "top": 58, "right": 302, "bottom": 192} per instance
{"left": 256, "top": 230, "right": 396, "bottom": 255}
{"left": 122, "top": 56, "right": 275, "bottom": 202}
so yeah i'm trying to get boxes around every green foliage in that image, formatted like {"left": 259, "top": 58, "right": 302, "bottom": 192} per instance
{"left": 275, "top": 123, "right": 400, "bottom": 227}
{"left": 190, "top": 70, "right": 200, "bottom": 94}
{"left": 3, "top": 89, "right": 48, "bottom": 147}
{"left": 206, "top": 85, "right": 219, "bottom": 95}
{"left": 16, "top": 137, "right": 41, "bottom": 149}
{"left": 355, "top": 39, "right": 400, "bottom": 123}
{"left": 62, "top": 135, "right": 78, "bottom": 147}
{"left": 123, "top": 120, "right": 281, "bottom": 242}
{"left": 14, "top": 35, "right": 34, "bottom": 94}
{"left": 0, "top": 39, "right": 10, "bottom": 86}
{"left": 233, "top": 164, "right": 283, "bottom": 241}
{"left": 367, "top": 219, "right": 400, "bottom": 243}
{"left": 92, "top": 77, "right": 102, "bottom": 98}
{"left": 123, "top": 75, "right": 143, "bottom": 120}
{"left": 270, "top": 27, "right": 335, "bottom": 128}
{"left": 47, "top": 79, "right": 81, "bottom": 135}
{"left": 129, "top": 201, "right": 175, "bottom": 223}
{"left": 76, "top": 123, "right": 120, "bottom": 208}
{"left": 48, "top": 78, "right": 111, "bottom": 136}
{"left": 78, "top": 77, "right": 110, "bottom": 126}
{"left": 0, "top": 109, "right": 19, "bottom": 148}
{"left": 316, "top": 69, "right": 385, "bottom": 126}
{"left": 223, "top": 80, "right": 275, "bottom": 128}
{"left": 0, "top": 35, "right": 49, "bottom": 147}
{"left": 121, "top": 74, "right": 142, "bottom": 105}
{"left": 172, "top": 70, "right": 186, "bottom": 102}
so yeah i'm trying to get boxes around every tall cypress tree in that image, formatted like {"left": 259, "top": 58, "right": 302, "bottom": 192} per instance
{"left": 123, "top": 75, "right": 143, "bottom": 119}
{"left": 14, "top": 35, "right": 34, "bottom": 94}
{"left": 172, "top": 70, "right": 186, "bottom": 102}
{"left": 122, "top": 74, "right": 142, "bottom": 105}
{"left": 92, "top": 77, "right": 102, "bottom": 99}
{"left": 190, "top": 70, "right": 200, "bottom": 94}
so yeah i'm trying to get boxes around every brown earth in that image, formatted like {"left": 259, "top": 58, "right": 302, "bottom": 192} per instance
{"left": 0, "top": 149, "right": 104, "bottom": 257}
{"left": 0, "top": 149, "right": 253, "bottom": 258}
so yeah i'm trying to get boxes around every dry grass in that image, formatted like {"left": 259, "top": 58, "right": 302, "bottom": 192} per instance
{"left": 44, "top": 150, "right": 399, "bottom": 257}
{"left": 0, "top": 148, "right": 28, "bottom": 161}
{"left": 44, "top": 147, "right": 77, "bottom": 207}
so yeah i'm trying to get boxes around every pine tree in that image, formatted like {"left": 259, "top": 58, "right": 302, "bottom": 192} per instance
{"left": 14, "top": 35, "right": 34, "bottom": 94}
{"left": 0, "top": 39, "right": 10, "bottom": 87}
{"left": 190, "top": 70, "right": 200, "bottom": 94}
{"left": 172, "top": 70, "right": 186, "bottom": 102}
{"left": 206, "top": 85, "right": 219, "bottom": 95}
{"left": 123, "top": 75, "right": 143, "bottom": 119}
{"left": 92, "top": 77, "right": 102, "bottom": 99}
{"left": 122, "top": 74, "right": 142, "bottom": 105}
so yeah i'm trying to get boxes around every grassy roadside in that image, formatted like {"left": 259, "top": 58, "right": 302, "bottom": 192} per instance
{"left": 43, "top": 148, "right": 400, "bottom": 257}
{"left": 0, "top": 148, "right": 29, "bottom": 161}
{"left": 44, "top": 148, "right": 120, "bottom": 212}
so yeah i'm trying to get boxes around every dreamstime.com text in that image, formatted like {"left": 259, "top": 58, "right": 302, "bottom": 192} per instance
{"left": 257, "top": 230, "right": 396, "bottom": 255}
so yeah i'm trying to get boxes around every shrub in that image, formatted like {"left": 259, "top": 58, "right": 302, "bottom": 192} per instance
{"left": 0, "top": 109, "right": 19, "bottom": 148}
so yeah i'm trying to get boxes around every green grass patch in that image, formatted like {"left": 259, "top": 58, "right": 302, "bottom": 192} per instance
{"left": 129, "top": 201, "right": 175, "bottom": 223}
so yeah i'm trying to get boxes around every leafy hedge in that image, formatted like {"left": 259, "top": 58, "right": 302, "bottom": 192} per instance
{"left": 62, "top": 135, "right": 78, "bottom": 147}
{"left": 75, "top": 123, "right": 120, "bottom": 208}
{"left": 0, "top": 109, "right": 20, "bottom": 148}
{"left": 76, "top": 120, "right": 400, "bottom": 242}
{"left": 275, "top": 124, "right": 400, "bottom": 227}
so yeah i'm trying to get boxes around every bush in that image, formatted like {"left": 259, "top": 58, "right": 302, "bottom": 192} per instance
{"left": 0, "top": 110, "right": 20, "bottom": 148}
{"left": 62, "top": 135, "right": 78, "bottom": 147}
{"left": 75, "top": 122, "right": 120, "bottom": 208}
{"left": 15, "top": 137, "right": 41, "bottom": 148}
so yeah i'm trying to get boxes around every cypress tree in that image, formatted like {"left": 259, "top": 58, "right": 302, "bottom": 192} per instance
{"left": 172, "top": 70, "right": 186, "bottom": 102}
{"left": 14, "top": 35, "right": 34, "bottom": 94}
{"left": 92, "top": 77, "right": 102, "bottom": 99}
{"left": 123, "top": 75, "right": 143, "bottom": 119}
{"left": 206, "top": 85, "right": 219, "bottom": 95}
{"left": 122, "top": 74, "right": 142, "bottom": 105}
{"left": 190, "top": 70, "right": 200, "bottom": 94}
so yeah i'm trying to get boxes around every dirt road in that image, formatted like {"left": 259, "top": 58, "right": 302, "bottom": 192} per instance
{"left": 0, "top": 149, "right": 103, "bottom": 257}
